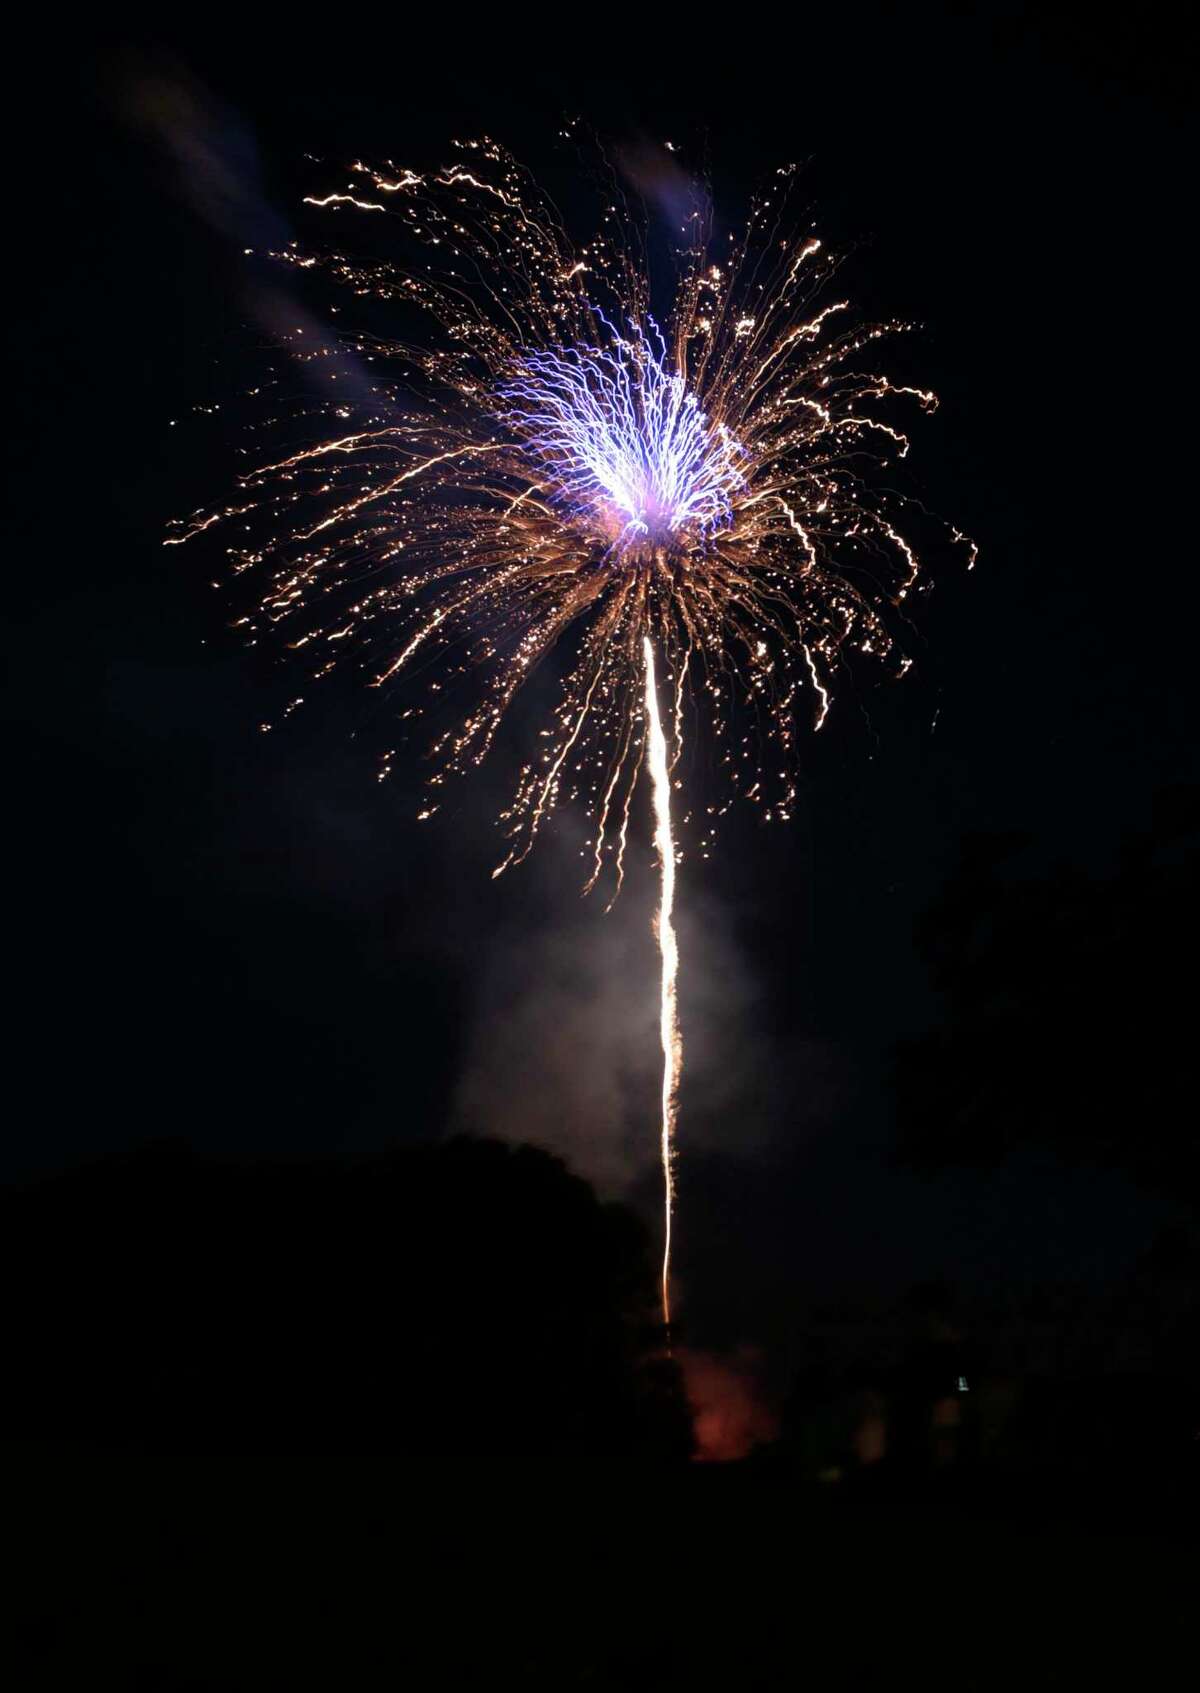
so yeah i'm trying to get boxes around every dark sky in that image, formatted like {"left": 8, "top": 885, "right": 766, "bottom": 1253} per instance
{"left": 7, "top": 12, "right": 1196, "bottom": 1362}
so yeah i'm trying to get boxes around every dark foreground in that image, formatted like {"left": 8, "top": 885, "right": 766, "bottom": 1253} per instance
{"left": 9, "top": 1442, "right": 1193, "bottom": 1689}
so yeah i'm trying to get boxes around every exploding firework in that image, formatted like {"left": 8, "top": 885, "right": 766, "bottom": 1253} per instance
{"left": 170, "top": 138, "right": 973, "bottom": 1327}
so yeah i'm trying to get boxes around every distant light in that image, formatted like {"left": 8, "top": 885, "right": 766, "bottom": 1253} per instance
{"left": 957, "top": 1375, "right": 969, "bottom": 1393}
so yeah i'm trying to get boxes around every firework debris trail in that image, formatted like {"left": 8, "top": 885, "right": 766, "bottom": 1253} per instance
{"left": 642, "top": 636, "right": 680, "bottom": 1327}
{"left": 170, "top": 136, "right": 973, "bottom": 1333}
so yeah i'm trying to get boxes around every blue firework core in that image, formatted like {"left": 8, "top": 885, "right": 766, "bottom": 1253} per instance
{"left": 501, "top": 319, "right": 746, "bottom": 553}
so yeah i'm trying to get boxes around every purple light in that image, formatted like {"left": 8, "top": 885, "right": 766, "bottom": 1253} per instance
{"left": 501, "top": 318, "right": 745, "bottom": 553}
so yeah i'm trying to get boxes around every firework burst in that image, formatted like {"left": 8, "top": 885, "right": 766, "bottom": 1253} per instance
{"left": 170, "top": 137, "right": 972, "bottom": 1326}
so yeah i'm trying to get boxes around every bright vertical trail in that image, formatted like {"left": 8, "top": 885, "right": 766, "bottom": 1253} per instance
{"left": 643, "top": 635, "right": 681, "bottom": 1330}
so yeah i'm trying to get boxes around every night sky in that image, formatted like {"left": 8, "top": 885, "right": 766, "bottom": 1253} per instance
{"left": 8, "top": 13, "right": 1196, "bottom": 1370}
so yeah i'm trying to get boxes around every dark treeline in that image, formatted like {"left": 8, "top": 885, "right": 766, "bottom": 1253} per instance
{"left": 895, "top": 785, "right": 1200, "bottom": 1198}
{"left": 780, "top": 1264, "right": 1200, "bottom": 1494}
{"left": 4, "top": 1137, "right": 691, "bottom": 1458}
{"left": 12, "top": 1131, "right": 1198, "bottom": 1485}
{"left": 839, "top": 789, "right": 1200, "bottom": 1496}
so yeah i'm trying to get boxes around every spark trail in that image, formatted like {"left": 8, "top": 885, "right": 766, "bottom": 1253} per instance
{"left": 171, "top": 137, "right": 972, "bottom": 1330}
{"left": 643, "top": 636, "right": 681, "bottom": 1327}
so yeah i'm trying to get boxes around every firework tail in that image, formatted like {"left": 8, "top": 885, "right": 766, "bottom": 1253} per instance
{"left": 643, "top": 636, "right": 680, "bottom": 1329}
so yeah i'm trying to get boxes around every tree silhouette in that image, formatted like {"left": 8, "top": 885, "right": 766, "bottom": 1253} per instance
{"left": 895, "top": 786, "right": 1200, "bottom": 1201}
{"left": 3, "top": 1137, "right": 691, "bottom": 1458}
